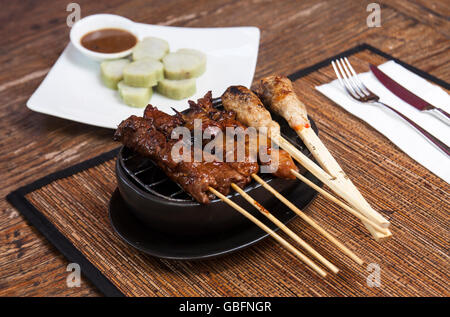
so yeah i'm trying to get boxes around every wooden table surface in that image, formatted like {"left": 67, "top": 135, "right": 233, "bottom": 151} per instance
{"left": 0, "top": 0, "right": 449, "bottom": 297}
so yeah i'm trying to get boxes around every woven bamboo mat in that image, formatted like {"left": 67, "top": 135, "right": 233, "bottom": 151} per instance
{"left": 7, "top": 45, "right": 449, "bottom": 296}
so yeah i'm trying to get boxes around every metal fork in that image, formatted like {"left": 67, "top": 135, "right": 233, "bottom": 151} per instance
{"left": 332, "top": 57, "right": 450, "bottom": 156}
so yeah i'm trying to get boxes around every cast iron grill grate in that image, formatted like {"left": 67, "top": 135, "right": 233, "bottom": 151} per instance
{"left": 119, "top": 147, "right": 193, "bottom": 201}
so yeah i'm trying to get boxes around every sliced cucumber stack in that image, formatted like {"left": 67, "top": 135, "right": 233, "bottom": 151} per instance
{"left": 132, "top": 37, "right": 169, "bottom": 61}
{"left": 157, "top": 78, "right": 196, "bottom": 100}
{"left": 163, "top": 49, "right": 206, "bottom": 80}
{"left": 118, "top": 81, "right": 152, "bottom": 108}
{"left": 100, "top": 59, "right": 130, "bottom": 89}
{"left": 99, "top": 37, "right": 207, "bottom": 105}
{"left": 123, "top": 58, "right": 164, "bottom": 88}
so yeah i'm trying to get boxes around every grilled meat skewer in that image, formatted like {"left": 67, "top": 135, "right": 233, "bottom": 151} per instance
{"left": 221, "top": 86, "right": 281, "bottom": 138}
{"left": 187, "top": 91, "right": 298, "bottom": 179}
{"left": 255, "top": 76, "right": 391, "bottom": 240}
{"left": 115, "top": 91, "right": 298, "bottom": 203}
{"left": 144, "top": 99, "right": 260, "bottom": 183}
{"left": 255, "top": 76, "right": 310, "bottom": 132}
{"left": 114, "top": 115, "right": 248, "bottom": 204}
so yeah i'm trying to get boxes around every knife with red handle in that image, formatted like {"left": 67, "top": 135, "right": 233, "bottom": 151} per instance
{"left": 369, "top": 64, "right": 450, "bottom": 123}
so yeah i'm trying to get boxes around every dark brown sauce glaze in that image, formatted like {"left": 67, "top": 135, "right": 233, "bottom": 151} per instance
{"left": 81, "top": 28, "right": 137, "bottom": 53}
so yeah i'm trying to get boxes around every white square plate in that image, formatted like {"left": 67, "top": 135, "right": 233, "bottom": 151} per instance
{"left": 27, "top": 23, "right": 260, "bottom": 129}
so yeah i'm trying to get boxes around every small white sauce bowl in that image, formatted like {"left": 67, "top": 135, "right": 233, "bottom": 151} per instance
{"left": 70, "top": 14, "right": 139, "bottom": 61}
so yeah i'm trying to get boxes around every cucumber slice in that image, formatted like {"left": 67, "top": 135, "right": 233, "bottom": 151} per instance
{"left": 177, "top": 48, "right": 206, "bottom": 58}
{"left": 118, "top": 81, "right": 152, "bottom": 108}
{"left": 123, "top": 58, "right": 164, "bottom": 87}
{"left": 100, "top": 59, "right": 130, "bottom": 89}
{"left": 132, "top": 37, "right": 169, "bottom": 61}
{"left": 162, "top": 49, "right": 206, "bottom": 80}
{"left": 156, "top": 78, "right": 196, "bottom": 100}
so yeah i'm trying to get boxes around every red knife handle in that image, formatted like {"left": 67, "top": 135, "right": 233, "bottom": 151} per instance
{"left": 378, "top": 102, "right": 450, "bottom": 156}
{"left": 436, "top": 108, "right": 450, "bottom": 120}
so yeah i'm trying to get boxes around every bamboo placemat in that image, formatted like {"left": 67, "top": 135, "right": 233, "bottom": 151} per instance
{"left": 7, "top": 44, "right": 449, "bottom": 297}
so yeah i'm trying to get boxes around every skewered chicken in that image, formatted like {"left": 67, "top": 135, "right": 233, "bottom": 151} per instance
{"left": 221, "top": 86, "right": 281, "bottom": 139}
{"left": 255, "top": 76, "right": 391, "bottom": 240}
{"left": 255, "top": 75, "right": 310, "bottom": 132}
{"left": 184, "top": 91, "right": 298, "bottom": 179}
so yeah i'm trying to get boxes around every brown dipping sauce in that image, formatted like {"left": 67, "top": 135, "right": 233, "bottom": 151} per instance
{"left": 81, "top": 28, "right": 137, "bottom": 53}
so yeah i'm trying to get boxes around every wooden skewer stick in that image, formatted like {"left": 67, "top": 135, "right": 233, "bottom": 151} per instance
{"left": 231, "top": 183, "right": 339, "bottom": 274}
{"left": 290, "top": 169, "right": 390, "bottom": 236}
{"left": 252, "top": 174, "right": 364, "bottom": 265}
{"left": 208, "top": 187, "right": 327, "bottom": 277}
{"left": 297, "top": 127, "right": 392, "bottom": 240}
{"left": 276, "top": 135, "right": 391, "bottom": 242}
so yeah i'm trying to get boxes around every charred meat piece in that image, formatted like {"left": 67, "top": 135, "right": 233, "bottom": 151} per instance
{"left": 144, "top": 104, "right": 184, "bottom": 137}
{"left": 221, "top": 86, "right": 271, "bottom": 127}
{"left": 272, "top": 149, "right": 298, "bottom": 179}
{"left": 114, "top": 115, "right": 248, "bottom": 204}
{"left": 192, "top": 91, "right": 298, "bottom": 179}
{"left": 114, "top": 115, "right": 176, "bottom": 168}
{"left": 255, "top": 75, "right": 310, "bottom": 132}
{"left": 221, "top": 86, "right": 281, "bottom": 138}
{"left": 175, "top": 106, "right": 223, "bottom": 139}
{"left": 143, "top": 95, "right": 258, "bottom": 181}
{"left": 151, "top": 101, "right": 259, "bottom": 183}
{"left": 258, "top": 145, "right": 298, "bottom": 179}
{"left": 185, "top": 93, "right": 260, "bottom": 180}
{"left": 144, "top": 105, "right": 253, "bottom": 194}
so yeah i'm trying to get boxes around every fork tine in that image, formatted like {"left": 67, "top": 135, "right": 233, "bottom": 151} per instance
{"left": 343, "top": 57, "right": 370, "bottom": 95}
{"left": 331, "top": 61, "right": 346, "bottom": 89}
{"left": 333, "top": 59, "right": 359, "bottom": 99}
{"left": 336, "top": 59, "right": 360, "bottom": 97}
{"left": 339, "top": 58, "right": 366, "bottom": 97}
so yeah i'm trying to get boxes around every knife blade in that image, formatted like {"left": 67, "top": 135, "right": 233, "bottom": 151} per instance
{"left": 369, "top": 64, "right": 450, "bottom": 124}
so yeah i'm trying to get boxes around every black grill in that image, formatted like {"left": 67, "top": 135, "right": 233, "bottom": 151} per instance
{"left": 119, "top": 147, "right": 192, "bottom": 201}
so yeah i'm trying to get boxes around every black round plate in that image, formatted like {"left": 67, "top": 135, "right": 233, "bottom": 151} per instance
{"left": 109, "top": 171, "right": 321, "bottom": 260}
